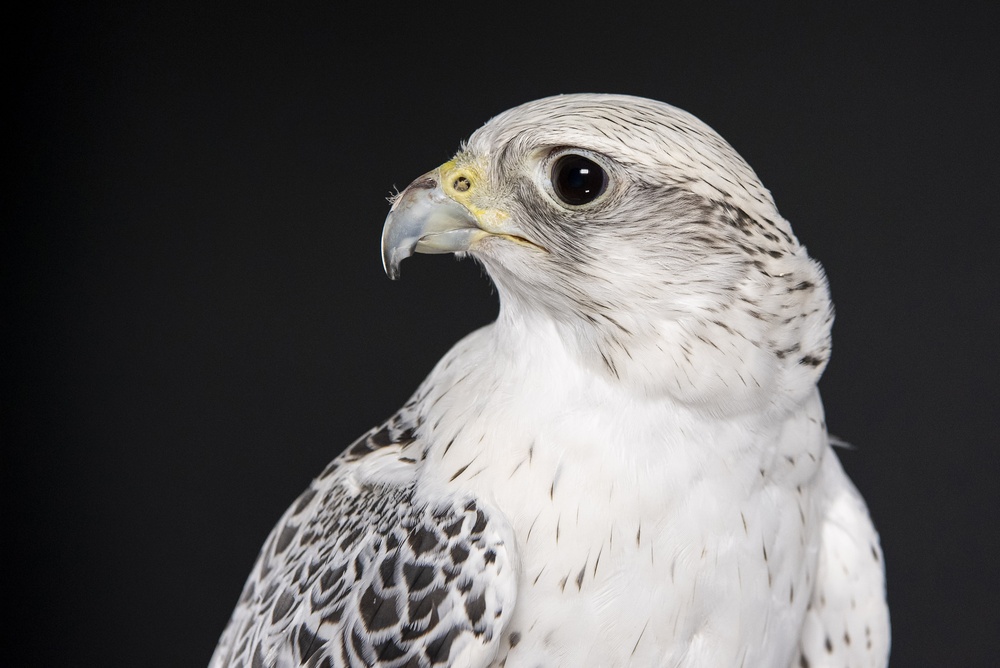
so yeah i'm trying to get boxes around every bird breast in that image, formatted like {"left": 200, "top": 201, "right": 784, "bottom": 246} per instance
{"left": 408, "top": 323, "right": 827, "bottom": 666}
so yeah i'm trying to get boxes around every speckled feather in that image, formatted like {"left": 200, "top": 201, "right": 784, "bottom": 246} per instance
{"left": 211, "top": 94, "right": 889, "bottom": 667}
{"left": 210, "top": 408, "right": 517, "bottom": 668}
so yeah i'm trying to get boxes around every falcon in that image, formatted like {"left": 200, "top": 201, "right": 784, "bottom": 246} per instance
{"left": 210, "top": 94, "right": 890, "bottom": 667}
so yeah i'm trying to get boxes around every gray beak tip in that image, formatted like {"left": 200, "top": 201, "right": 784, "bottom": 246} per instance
{"left": 383, "top": 256, "right": 403, "bottom": 281}
{"left": 381, "top": 208, "right": 416, "bottom": 280}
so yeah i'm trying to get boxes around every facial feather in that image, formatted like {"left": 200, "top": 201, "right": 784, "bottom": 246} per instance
{"left": 451, "top": 94, "right": 832, "bottom": 413}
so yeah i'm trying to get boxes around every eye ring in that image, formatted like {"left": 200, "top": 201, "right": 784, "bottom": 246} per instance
{"left": 547, "top": 151, "right": 610, "bottom": 207}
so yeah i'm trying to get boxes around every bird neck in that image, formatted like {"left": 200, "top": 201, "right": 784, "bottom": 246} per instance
{"left": 409, "top": 312, "right": 827, "bottom": 503}
{"left": 491, "top": 299, "right": 780, "bottom": 420}
{"left": 488, "top": 249, "right": 832, "bottom": 420}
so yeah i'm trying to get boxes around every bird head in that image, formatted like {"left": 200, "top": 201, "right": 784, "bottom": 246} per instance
{"left": 382, "top": 94, "right": 833, "bottom": 414}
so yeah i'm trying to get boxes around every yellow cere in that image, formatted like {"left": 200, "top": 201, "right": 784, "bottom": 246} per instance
{"left": 438, "top": 160, "right": 509, "bottom": 232}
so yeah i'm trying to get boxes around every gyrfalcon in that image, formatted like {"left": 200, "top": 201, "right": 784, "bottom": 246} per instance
{"left": 210, "top": 94, "right": 890, "bottom": 667}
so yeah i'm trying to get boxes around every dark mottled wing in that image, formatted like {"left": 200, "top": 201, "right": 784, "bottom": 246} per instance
{"left": 210, "top": 416, "right": 516, "bottom": 668}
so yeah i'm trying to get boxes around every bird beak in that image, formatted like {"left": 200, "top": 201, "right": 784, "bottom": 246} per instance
{"left": 381, "top": 169, "right": 487, "bottom": 280}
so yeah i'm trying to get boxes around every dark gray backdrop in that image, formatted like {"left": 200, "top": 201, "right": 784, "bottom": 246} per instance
{"left": 8, "top": 3, "right": 998, "bottom": 666}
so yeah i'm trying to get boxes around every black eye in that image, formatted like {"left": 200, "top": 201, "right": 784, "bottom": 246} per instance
{"left": 550, "top": 153, "right": 608, "bottom": 206}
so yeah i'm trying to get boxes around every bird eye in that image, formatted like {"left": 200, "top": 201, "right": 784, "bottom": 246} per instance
{"left": 550, "top": 153, "right": 608, "bottom": 206}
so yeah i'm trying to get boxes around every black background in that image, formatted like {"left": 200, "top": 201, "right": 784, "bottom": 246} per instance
{"left": 8, "top": 3, "right": 998, "bottom": 666}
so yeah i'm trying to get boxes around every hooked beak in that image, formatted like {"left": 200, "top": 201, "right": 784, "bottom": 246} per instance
{"left": 380, "top": 171, "right": 486, "bottom": 280}
{"left": 381, "top": 161, "right": 545, "bottom": 280}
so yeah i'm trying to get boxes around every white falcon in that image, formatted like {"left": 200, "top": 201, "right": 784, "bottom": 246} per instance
{"left": 210, "top": 94, "right": 890, "bottom": 668}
